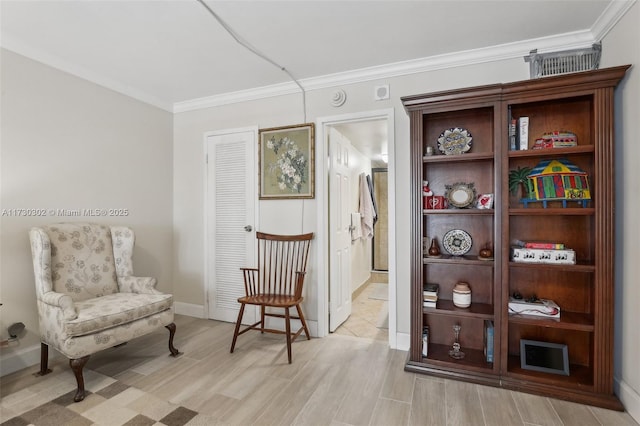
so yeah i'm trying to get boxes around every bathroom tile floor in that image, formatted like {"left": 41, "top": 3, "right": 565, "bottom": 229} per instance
{"left": 334, "top": 272, "right": 389, "bottom": 341}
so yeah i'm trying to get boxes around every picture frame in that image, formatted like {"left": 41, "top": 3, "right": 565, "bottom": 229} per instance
{"left": 520, "top": 339, "right": 569, "bottom": 376}
{"left": 259, "top": 123, "right": 315, "bottom": 199}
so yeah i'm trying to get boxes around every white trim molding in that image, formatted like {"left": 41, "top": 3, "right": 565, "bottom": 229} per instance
{"left": 615, "top": 377, "right": 640, "bottom": 423}
{"left": 395, "top": 332, "right": 410, "bottom": 352}
{"left": 591, "top": 0, "right": 637, "bottom": 41}
{"left": 0, "top": 344, "right": 62, "bottom": 377}
{"left": 174, "top": 302, "right": 205, "bottom": 319}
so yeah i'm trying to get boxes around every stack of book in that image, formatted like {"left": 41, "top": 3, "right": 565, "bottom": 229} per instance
{"left": 423, "top": 283, "right": 439, "bottom": 308}
{"left": 511, "top": 239, "right": 576, "bottom": 265}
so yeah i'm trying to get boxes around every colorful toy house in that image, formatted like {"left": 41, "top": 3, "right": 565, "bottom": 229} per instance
{"left": 521, "top": 158, "right": 590, "bottom": 208}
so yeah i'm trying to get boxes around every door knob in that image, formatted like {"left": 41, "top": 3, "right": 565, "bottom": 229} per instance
{"left": 244, "top": 225, "right": 253, "bottom": 232}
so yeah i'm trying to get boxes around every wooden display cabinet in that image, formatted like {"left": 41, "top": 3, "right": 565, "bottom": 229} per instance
{"left": 403, "top": 65, "right": 630, "bottom": 410}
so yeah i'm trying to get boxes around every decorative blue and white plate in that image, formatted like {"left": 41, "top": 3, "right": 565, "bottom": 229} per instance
{"left": 437, "top": 128, "right": 472, "bottom": 155}
{"left": 442, "top": 229, "right": 472, "bottom": 256}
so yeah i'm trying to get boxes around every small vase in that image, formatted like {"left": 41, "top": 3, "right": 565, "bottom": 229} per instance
{"left": 478, "top": 244, "right": 493, "bottom": 260}
{"left": 428, "top": 238, "right": 441, "bottom": 257}
{"left": 453, "top": 282, "right": 471, "bottom": 308}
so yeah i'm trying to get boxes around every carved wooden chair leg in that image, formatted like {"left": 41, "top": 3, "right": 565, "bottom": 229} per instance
{"left": 165, "top": 323, "right": 180, "bottom": 356}
{"left": 230, "top": 303, "right": 245, "bottom": 353}
{"left": 295, "top": 304, "right": 311, "bottom": 340}
{"left": 70, "top": 355, "right": 90, "bottom": 402}
{"left": 37, "top": 343, "right": 52, "bottom": 376}
{"left": 284, "top": 307, "right": 292, "bottom": 364}
{"left": 260, "top": 306, "right": 266, "bottom": 333}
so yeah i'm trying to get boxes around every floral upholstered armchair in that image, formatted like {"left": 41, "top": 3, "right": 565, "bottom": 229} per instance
{"left": 29, "top": 223, "right": 179, "bottom": 402}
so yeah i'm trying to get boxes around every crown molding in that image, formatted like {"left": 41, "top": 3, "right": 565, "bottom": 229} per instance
{"left": 591, "top": 0, "right": 637, "bottom": 41}
{"left": 1, "top": 35, "right": 174, "bottom": 112}
{"left": 173, "top": 81, "right": 301, "bottom": 113}
{"left": 175, "top": 1, "right": 636, "bottom": 113}
{"left": 173, "top": 30, "right": 596, "bottom": 113}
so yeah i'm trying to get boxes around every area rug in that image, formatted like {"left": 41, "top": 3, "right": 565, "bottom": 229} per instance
{"left": 0, "top": 370, "right": 205, "bottom": 426}
{"left": 367, "top": 283, "right": 388, "bottom": 300}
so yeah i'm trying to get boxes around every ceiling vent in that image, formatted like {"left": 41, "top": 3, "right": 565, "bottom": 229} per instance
{"left": 525, "top": 43, "right": 601, "bottom": 78}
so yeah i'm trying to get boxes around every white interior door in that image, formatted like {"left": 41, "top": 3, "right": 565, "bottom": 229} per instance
{"left": 205, "top": 129, "right": 257, "bottom": 323}
{"left": 329, "top": 127, "right": 352, "bottom": 332}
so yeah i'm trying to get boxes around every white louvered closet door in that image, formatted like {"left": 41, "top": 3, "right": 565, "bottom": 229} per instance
{"left": 205, "top": 129, "right": 256, "bottom": 323}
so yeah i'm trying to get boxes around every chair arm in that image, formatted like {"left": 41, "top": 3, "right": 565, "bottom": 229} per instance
{"left": 240, "top": 268, "right": 258, "bottom": 296}
{"left": 40, "top": 291, "right": 77, "bottom": 320}
{"left": 117, "top": 275, "right": 161, "bottom": 295}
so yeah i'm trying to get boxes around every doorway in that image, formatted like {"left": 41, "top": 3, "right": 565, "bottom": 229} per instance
{"left": 372, "top": 168, "right": 388, "bottom": 272}
{"left": 315, "top": 108, "right": 396, "bottom": 347}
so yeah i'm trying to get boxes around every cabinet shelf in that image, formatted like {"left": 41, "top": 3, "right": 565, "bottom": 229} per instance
{"left": 424, "top": 300, "right": 494, "bottom": 319}
{"left": 508, "top": 145, "right": 594, "bottom": 159}
{"left": 508, "top": 311, "right": 594, "bottom": 332}
{"left": 508, "top": 261, "right": 595, "bottom": 272}
{"left": 424, "top": 256, "right": 495, "bottom": 266}
{"left": 509, "top": 208, "right": 594, "bottom": 216}
{"left": 424, "top": 209, "right": 494, "bottom": 215}
{"left": 506, "top": 355, "right": 593, "bottom": 388}
{"left": 423, "top": 153, "right": 494, "bottom": 163}
{"left": 423, "top": 343, "right": 494, "bottom": 373}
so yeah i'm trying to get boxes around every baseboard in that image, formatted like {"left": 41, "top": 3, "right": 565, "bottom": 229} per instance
{"left": 395, "top": 332, "right": 410, "bottom": 351}
{"left": 0, "top": 343, "right": 49, "bottom": 377}
{"left": 174, "top": 302, "right": 205, "bottom": 318}
{"left": 615, "top": 377, "right": 640, "bottom": 422}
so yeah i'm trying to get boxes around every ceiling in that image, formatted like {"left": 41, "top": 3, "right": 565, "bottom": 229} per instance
{"left": 0, "top": 0, "right": 632, "bottom": 161}
{"left": 333, "top": 119, "right": 389, "bottom": 168}
{"left": 1, "top": 0, "right": 630, "bottom": 112}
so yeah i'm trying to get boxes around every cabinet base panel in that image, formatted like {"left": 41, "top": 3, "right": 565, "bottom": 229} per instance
{"left": 405, "top": 360, "right": 501, "bottom": 387}
{"left": 501, "top": 377, "right": 624, "bottom": 411}
{"left": 405, "top": 360, "right": 624, "bottom": 411}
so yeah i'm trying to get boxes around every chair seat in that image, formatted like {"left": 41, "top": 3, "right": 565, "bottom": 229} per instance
{"left": 66, "top": 293, "right": 173, "bottom": 338}
{"left": 238, "top": 294, "right": 302, "bottom": 308}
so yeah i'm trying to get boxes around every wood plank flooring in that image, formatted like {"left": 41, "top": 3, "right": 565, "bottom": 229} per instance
{"left": 1, "top": 314, "right": 637, "bottom": 426}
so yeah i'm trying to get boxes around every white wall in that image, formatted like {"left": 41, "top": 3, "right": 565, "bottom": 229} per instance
{"left": 0, "top": 49, "right": 174, "bottom": 375}
{"left": 600, "top": 2, "right": 640, "bottom": 420}
{"left": 172, "top": 59, "right": 529, "bottom": 336}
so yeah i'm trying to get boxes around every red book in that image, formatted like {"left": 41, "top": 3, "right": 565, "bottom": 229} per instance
{"left": 514, "top": 240, "right": 565, "bottom": 250}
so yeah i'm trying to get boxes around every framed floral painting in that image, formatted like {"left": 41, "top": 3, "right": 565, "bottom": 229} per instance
{"left": 259, "top": 123, "right": 315, "bottom": 199}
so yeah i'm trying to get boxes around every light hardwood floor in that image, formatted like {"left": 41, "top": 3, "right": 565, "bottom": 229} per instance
{"left": 1, "top": 314, "right": 637, "bottom": 426}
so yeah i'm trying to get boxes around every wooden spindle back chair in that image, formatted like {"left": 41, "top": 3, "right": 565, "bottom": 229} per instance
{"left": 230, "top": 231, "right": 313, "bottom": 363}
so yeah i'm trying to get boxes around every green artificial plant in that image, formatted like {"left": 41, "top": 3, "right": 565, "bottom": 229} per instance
{"left": 508, "top": 166, "right": 533, "bottom": 196}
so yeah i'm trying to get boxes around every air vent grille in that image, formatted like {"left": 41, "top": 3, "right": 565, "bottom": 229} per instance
{"left": 525, "top": 43, "right": 601, "bottom": 78}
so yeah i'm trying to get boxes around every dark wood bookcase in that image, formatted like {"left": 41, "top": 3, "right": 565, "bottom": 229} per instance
{"left": 403, "top": 65, "right": 630, "bottom": 410}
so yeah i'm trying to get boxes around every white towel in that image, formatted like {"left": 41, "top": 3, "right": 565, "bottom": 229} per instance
{"left": 351, "top": 212, "right": 362, "bottom": 241}
{"left": 359, "top": 173, "right": 375, "bottom": 239}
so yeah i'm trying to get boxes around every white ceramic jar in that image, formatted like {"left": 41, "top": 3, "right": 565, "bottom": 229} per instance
{"left": 453, "top": 282, "right": 471, "bottom": 308}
